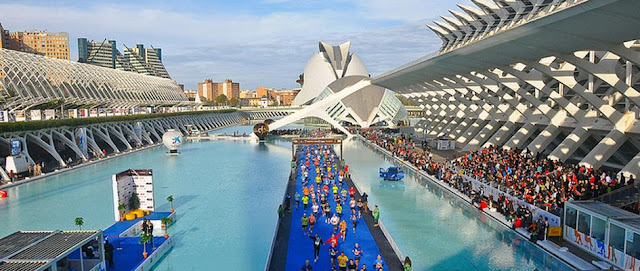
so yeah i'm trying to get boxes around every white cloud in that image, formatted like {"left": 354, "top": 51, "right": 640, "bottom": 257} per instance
{"left": 0, "top": 1, "right": 453, "bottom": 90}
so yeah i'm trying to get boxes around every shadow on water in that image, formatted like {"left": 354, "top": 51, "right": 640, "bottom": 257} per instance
{"left": 256, "top": 142, "right": 269, "bottom": 152}
{"left": 156, "top": 194, "right": 198, "bottom": 211}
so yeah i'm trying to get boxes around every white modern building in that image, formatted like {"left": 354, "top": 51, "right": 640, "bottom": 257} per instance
{"left": 268, "top": 42, "right": 407, "bottom": 136}
{"left": 372, "top": 0, "right": 640, "bottom": 179}
{"left": 0, "top": 48, "right": 189, "bottom": 111}
{"left": 292, "top": 41, "right": 369, "bottom": 106}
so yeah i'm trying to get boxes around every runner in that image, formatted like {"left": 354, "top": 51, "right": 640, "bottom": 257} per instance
{"left": 309, "top": 213, "right": 316, "bottom": 232}
{"left": 352, "top": 243, "right": 363, "bottom": 268}
{"left": 295, "top": 191, "right": 301, "bottom": 210}
{"left": 374, "top": 254, "right": 385, "bottom": 269}
{"left": 357, "top": 199, "right": 363, "bottom": 219}
{"left": 350, "top": 213, "right": 358, "bottom": 233}
{"left": 337, "top": 251, "right": 349, "bottom": 271}
{"left": 302, "top": 194, "right": 309, "bottom": 211}
{"left": 301, "top": 213, "right": 309, "bottom": 232}
{"left": 336, "top": 204, "right": 343, "bottom": 218}
{"left": 339, "top": 219, "right": 348, "bottom": 241}
{"left": 307, "top": 233, "right": 323, "bottom": 262}
{"left": 330, "top": 213, "right": 340, "bottom": 233}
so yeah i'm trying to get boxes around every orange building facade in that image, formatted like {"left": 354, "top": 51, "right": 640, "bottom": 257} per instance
{"left": 197, "top": 79, "right": 241, "bottom": 101}
{"left": 0, "top": 23, "right": 70, "bottom": 60}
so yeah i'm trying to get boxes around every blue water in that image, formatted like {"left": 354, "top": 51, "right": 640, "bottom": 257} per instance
{"left": 0, "top": 125, "right": 293, "bottom": 270}
{"left": 0, "top": 125, "right": 574, "bottom": 271}
{"left": 342, "top": 138, "right": 574, "bottom": 271}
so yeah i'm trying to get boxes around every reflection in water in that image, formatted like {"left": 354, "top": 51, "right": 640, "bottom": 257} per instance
{"left": 378, "top": 180, "right": 405, "bottom": 191}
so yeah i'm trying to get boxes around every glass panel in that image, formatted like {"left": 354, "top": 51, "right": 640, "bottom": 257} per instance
{"left": 610, "top": 223, "right": 626, "bottom": 252}
{"left": 578, "top": 212, "right": 591, "bottom": 235}
{"left": 590, "top": 216, "right": 606, "bottom": 241}
{"left": 565, "top": 206, "right": 577, "bottom": 228}
{"left": 626, "top": 232, "right": 640, "bottom": 259}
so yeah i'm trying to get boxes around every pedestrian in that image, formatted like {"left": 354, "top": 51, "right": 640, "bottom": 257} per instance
{"left": 337, "top": 251, "right": 349, "bottom": 271}
{"left": 307, "top": 233, "right": 323, "bottom": 262}
{"left": 278, "top": 204, "right": 285, "bottom": 220}
{"left": 373, "top": 205, "right": 380, "bottom": 227}
{"left": 301, "top": 213, "right": 309, "bottom": 232}
{"left": 285, "top": 194, "right": 291, "bottom": 212}
{"left": 361, "top": 193, "right": 368, "bottom": 213}
{"left": 28, "top": 163, "right": 33, "bottom": 176}
{"left": 104, "top": 238, "right": 114, "bottom": 267}
{"left": 403, "top": 256, "right": 412, "bottom": 271}
{"left": 8, "top": 170, "right": 14, "bottom": 184}
{"left": 300, "top": 260, "right": 313, "bottom": 271}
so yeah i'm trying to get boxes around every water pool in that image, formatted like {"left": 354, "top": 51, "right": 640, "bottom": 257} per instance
{"left": 0, "top": 125, "right": 292, "bottom": 270}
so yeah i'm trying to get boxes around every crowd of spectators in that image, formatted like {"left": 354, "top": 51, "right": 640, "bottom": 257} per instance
{"left": 358, "top": 128, "right": 634, "bottom": 238}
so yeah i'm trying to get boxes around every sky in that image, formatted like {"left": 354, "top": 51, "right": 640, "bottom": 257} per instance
{"left": 0, "top": 0, "right": 462, "bottom": 90}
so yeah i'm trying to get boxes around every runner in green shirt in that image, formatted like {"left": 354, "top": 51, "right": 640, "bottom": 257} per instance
{"left": 301, "top": 213, "right": 309, "bottom": 232}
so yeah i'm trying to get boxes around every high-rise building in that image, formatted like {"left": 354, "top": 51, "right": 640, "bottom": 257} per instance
{"left": 0, "top": 24, "right": 70, "bottom": 60}
{"left": 78, "top": 38, "right": 170, "bottom": 79}
{"left": 197, "top": 79, "right": 241, "bottom": 101}
{"left": 198, "top": 79, "right": 216, "bottom": 101}
{"left": 219, "top": 79, "right": 240, "bottom": 100}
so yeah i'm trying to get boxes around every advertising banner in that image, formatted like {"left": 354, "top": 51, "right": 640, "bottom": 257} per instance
{"left": 464, "top": 175, "right": 562, "bottom": 227}
{"left": 15, "top": 110, "right": 26, "bottom": 121}
{"left": 74, "top": 127, "right": 88, "bottom": 158}
{"left": 10, "top": 139, "right": 21, "bottom": 156}
{"left": 69, "top": 109, "right": 77, "bottom": 119}
{"left": 90, "top": 109, "right": 98, "bottom": 117}
{"left": 44, "top": 109, "right": 55, "bottom": 120}
{"left": 98, "top": 108, "right": 106, "bottom": 117}
{"left": 30, "top": 110, "right": 41, "bottom": 121}
{"left": 79, "top": 109, "right": 88, "bottom": 118}
{"left": 0, "top": 111, "right": 6, "bottom": 122}
{"left": 112, "top": 169, "right": 155, "bottom": 221}
{"left": 107, "top": 108, "right": 114, "bottom": 116}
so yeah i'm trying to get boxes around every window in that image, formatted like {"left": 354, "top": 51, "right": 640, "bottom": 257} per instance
{"left": 566, "top": 206, "right": 578, "bottom": 229}
{"left": 609, "top": 223, "right": 626, "bottom": 252}
{"left": 591, "top": 216, "right": 606, "bottom": 241}
{"left": 578, "top": 212, "right": 591, "bottom": 235}
{"left": 626, "top": 232, "right": 640, "bottom": 259}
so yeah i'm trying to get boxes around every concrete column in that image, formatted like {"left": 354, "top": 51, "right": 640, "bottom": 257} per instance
{"left": 580, "top": 129, "right": 627, "bottom": 169}
{"left": 464, "top": 119, "right": 501, "bottom": 151}
{"left": 457, "top": 118, "right": 487, "bottom": 146}
{"left": 548, "top": 126, "right": 589, "bottom": 162}
{"left": 503, "top": 123, "right": 536, "bottom": 150}
{"left": 484, "top": 121, "right": 518, "bottom": 148}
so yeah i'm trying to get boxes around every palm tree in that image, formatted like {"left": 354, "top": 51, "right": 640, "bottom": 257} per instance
{"left": 75, "top": 217, "right": 84, "bottom": 230}
{"left": 140, "top": 233, "right": 151, "bottom": 258}
{"left": 118, "top": 204, "right": 127, "bottom": 221}
{"left": 167, "top": 195, "right": 174, "bottom": 212}
{"left": 160, "top": 217, "right": 173, "bottom": 238}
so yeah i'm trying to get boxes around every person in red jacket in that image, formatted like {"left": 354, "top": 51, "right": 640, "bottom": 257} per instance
{"left": 479, "top": 199, "right": 488, "bottom": 211}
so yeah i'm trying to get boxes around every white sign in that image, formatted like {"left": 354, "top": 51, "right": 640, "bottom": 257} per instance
{"left": 15, "top": 110, "right": 26, "bottom": 122}
{"left": 30, "top": 110, "right": 41, "bottom": 121}
{"left": 44, "top": 109, "right": 55, "bottom": 120}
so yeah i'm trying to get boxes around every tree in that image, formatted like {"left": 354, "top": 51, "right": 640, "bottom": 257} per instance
{"left": 140, "top": 233, "right": 151, "bottom": 258}
{"left": 161, "top": 217, "right": 173, "bottom": 238}
{"left": 214, "top": 94, "right": 228, "bottom": 105}
{"left": 229, "top": 97, "right": 239, "bottom": 107}
{"left": 75, "top": 217, "right": 84, "bottom": 230}
{"left": 167, "top": 195, "right": 174, "bottom": 213}
{"left": 129, "top": 193, "right": 140, "bottom": 210}
{"left": 118, "top": 204, "right": 127, "bottom": 221}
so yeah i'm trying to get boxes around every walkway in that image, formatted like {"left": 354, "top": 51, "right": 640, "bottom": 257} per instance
{"left": 282, "top": 144, "right": 398, "bottom": 270}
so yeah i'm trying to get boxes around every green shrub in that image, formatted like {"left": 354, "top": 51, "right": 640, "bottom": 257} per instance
{"left": 0, "top": 109, "right": 237, "bottom": 133}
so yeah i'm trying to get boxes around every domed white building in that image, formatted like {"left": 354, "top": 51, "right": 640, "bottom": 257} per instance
{"left": 265, "top": 42, "right": 407, "bottom": 136}
{"left": 292, "top": 41, "right": 369, "bottom": 106}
